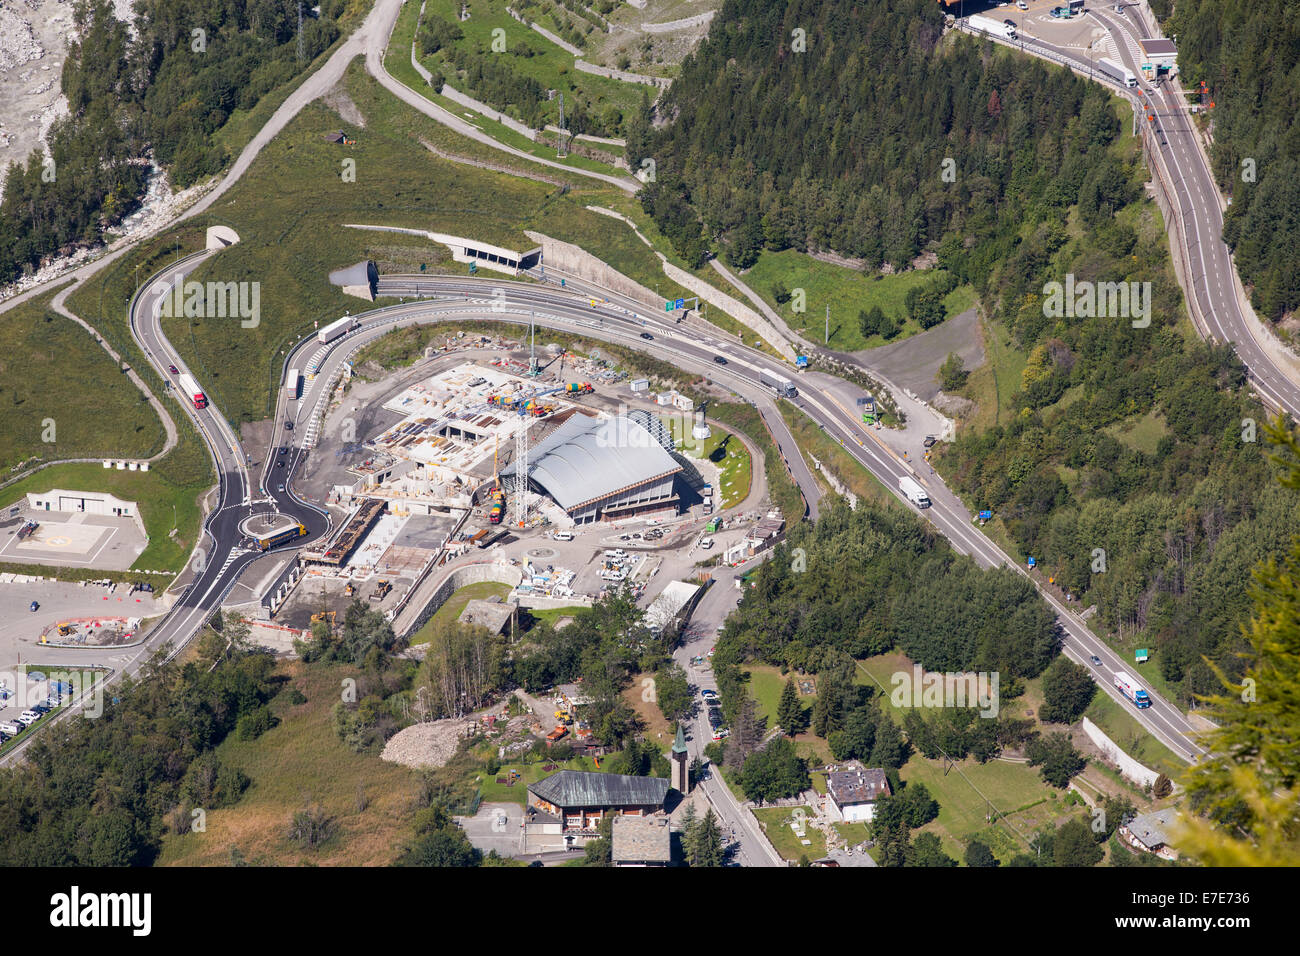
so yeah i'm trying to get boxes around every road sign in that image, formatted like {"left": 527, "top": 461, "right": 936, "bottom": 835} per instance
{"left": 469, "top": 261, "right": 477, "bottom": 274}
{"left": 675, "top": 298, "right": 685, "bottom": 310}
{"left": 419, "top": 263, "right": 426, "bottom": 272}
{"left": 560, "top": 278, "right": 566, "bottom": 287}
{"left": 665, "top": 300, "right": 674, "bottom": 312}
{"left": 1136, "top": 648, "right": 1150, "bottom": 663}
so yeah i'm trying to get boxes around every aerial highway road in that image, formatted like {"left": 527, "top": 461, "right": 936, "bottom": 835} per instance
{"left": 971, "top": 9, "right": 1300, "bottom": 420}
{"left": 0, "top": 255, "right": 332, "bottom": 766}
{"left": 285, "top": 271, "right": 1207, "bottom": 764}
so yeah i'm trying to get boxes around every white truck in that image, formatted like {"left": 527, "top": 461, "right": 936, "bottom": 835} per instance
{"left": 318, "top": 315, "right": 360, "bottom": 344}
{"left": 1113, "top": 670, "right": 1152, "bottom": 708}
{"left": 899, "top": 475, "right": 931, "bottom": 509}
{"left": 759, "top": 369, "right": 798, "bottom": 398}
{"left": 968, "top": 13, "right": 1016, "bottom": 40}
{"left": 1098, "top": 57, "right": 1139, "bottom": 88}
{"left": 285, "top": 368, "right": 301, "bottom": 399}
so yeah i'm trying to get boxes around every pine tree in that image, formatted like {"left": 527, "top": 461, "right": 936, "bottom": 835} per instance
{"left": 777, "top": 678, "right": 804, "bottom": 737}
{"left": 679, "top": 803, "right": 698, "bottom": 863}
{"left": 691, "top": 809, "right": 724, "bottom": 867}
{"left": 1179, "top": 420, "right": 1300, "bottom": 865}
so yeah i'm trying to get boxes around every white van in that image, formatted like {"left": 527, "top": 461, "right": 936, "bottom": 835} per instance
{"left": 0, "top": 721, "right": 21, "bottom": 735}
{"left": 700, "top": 537, "right": 714, "bottom": 550}
{"left": 554, "top": 531, "right": 574, "bottom": 541}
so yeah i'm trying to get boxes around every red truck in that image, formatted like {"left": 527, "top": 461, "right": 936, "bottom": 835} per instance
{"left": 177, "top": 372, "right": 208, "bottom": 410}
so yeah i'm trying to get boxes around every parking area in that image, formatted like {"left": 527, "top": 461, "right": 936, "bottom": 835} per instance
{"left": 985, "top": 1, "right": 1112, "bottom": 55}
{"left": 457, "top": 801, "right": 526, "bottom": 857}
{"left": 0, "top": 509, "right": 147, "bottom": 570}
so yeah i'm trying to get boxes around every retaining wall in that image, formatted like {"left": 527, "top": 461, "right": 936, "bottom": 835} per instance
{"left": 1080, "top": 716, "right": 1161, "bottom": 789}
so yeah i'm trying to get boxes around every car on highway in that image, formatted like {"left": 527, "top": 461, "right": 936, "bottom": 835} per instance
{"left": 713, "top": 356, "right": 728, "bottom": 365}
{"left": 640, "top": 332, "right": 654, "bottom": 340}
{"left": 168, "top": 363, "right": 179, "bottom": 374}
{"left": 1090, "top": 655, "right": 1103, "bottom": 668}
{"left": 277, "top": 484, "right": 285, "bottom": 493}
{"left": 277, "top": 459, "right": 285, "bottom": 467}
{"left": 284, "top": 421, "right": 294, "bottom": 430}
{"left": 29, "top": 601, "right": 39, "bottom": 612}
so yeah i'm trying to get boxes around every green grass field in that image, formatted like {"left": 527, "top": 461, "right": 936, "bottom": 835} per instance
{"left": 1104, "top": 408, "right": 1169, "bottom": 455}
{"left": 410, "top": 582, "right": 514, "bottom": 647}
{"left": 526, "top": 604, "right": 588, "bottom": 628}
{"left": 664, "top": 417, "right": 753, "bottom": 509}
{"left": 744, "top": 663, "right": 790, "bottom": 729}
{"left": 474, "top": 754, "right": 610, "bottom": 805}
{"left": 953, "top": 314, "right": 1026, "bottom": 434}
{"left": 752, "top": 805, "right": 825, "bottom": 862}
{"left": 740, "top": 250, "right": 976, "bottom": 352}
{"left": 0, "top": 285, "right": 165, "bottom": 473}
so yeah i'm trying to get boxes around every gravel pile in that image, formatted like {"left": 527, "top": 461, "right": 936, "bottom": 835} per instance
{"left": 381, "top": 718, "right": 469, "bottom": 770}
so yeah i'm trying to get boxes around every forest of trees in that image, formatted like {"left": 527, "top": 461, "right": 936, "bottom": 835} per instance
{"left": 0, "top": 0, "right": 348, "bottom": 284}
{"left": 714, "top": 500, "right": 1060, "bottom": 687}
{"left": 639, "top": 0, "right": 1126, "bottom": 272}
{"left": 0, "top": 617, "right": 277, "bottom": 865}
{"left": 1156, "top": 0, "right": 1300, "bottom": 322}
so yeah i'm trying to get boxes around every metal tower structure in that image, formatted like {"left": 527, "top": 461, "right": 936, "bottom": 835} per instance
{"left": 529, "top": 310, "right": 538, "bottom": 376}
{"left": 557, "top": 94, "right": 567, "bottom": 158}
{"left": 514, "top": 412, "right": 529, "bottom": 527}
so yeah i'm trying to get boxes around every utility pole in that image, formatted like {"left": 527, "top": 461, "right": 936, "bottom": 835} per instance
{"left": 825, "top": 304, "right": 829, "bottom": 346}
{"left": 557, "top": 94, "right": 567, "bottom": 158}
{"left": 529, "top": 310, "right": 537, "bottom": 376}
{"left": 297, "top": 2, "right": 304, "bottom": 63}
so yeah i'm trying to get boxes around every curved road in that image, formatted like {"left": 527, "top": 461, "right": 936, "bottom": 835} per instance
{"left": 273, "top": 273, "right": 1205, "bottom": 764}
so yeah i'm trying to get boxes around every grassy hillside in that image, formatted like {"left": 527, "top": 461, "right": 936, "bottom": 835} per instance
{"left": 0, "top": 285, "right": 164, "bottom": 473}
{"left": 158, "top": 660, "right": 424, "bottom": 866}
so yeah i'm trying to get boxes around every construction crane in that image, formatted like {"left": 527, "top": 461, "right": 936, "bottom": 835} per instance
{"left": 514, "top": 407, "right": 530, "bottom": 528}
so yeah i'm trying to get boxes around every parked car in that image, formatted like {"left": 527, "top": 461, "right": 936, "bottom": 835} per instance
{"left": 701, "top": 689, "right": 719, "bottom": 701}
{"left": 1017, "top": 0, "right": 1028, "bottom": 8}
{"left": 923, "top": 435, "right": 937, "bottom": 448}
{"left": 711, "top": 728, "right": 729, "bottom": 741}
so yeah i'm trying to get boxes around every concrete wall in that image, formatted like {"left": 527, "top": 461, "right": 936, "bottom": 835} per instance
{"left": 1081, "top": 717, "right": 1161, "bottom": 789}
{"left": 525, "top": 230, "right": 661, "bottom": 308}
{"left": 440, "top": 83, "right": 539, "bottom": 142}
{"left": 642, "top": 11, "right": 714, "bottom": 33}
{"left": 574, "top": 60, "right": 669, "bottom": 89}
{"left": 529, "top": 22, "right": 583, "bottom": 57}
{"left": 660, "top": 260, "right": 797, "bottom": 361}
